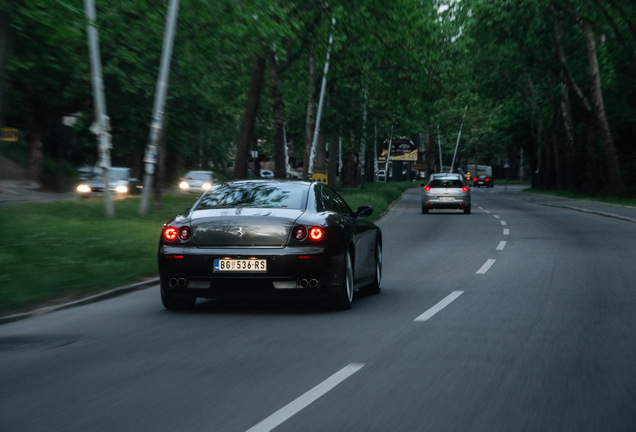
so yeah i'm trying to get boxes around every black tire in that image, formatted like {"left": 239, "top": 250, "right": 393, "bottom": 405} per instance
{"left": 333, "top": 251, "right": 354, "bottom": 310}
{"left": 161, "top": 281, "right": 196, "bottom": 310}
{"left": 365, "top": 239, "right": 382, "bottom": 295}
{"left": 421, "top": 204, "right": 429, "bottom": 214}
{"left": 464, "top": 206, "right": 471, "bottom": 214}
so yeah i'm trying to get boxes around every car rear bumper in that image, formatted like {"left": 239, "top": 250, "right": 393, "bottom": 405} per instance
{"left": 423, "top": 201, "right": 470, "bottom": 209}
{"left": 158, "top": 245, "right": 345, "bottom": 300}
{"left": 421, "top": 196, "right": 471, "bottom": 209}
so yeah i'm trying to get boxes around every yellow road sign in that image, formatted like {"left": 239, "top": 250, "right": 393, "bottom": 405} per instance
{"left": 311, "top": 173, "right": 328, "bottom": 184}
{"left": 0, "top": 128, "right": 19, "bottom": 142}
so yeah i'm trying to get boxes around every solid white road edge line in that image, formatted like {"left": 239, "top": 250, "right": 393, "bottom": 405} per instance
{"left": 245, "top": 363, "right": 365, "bottom": 432}
{"left": 414, "top": 291, "right": 464, "bottom": 322}
{"left": 477, "top": 259, "right": 496, "bottom": 274}
{"left": 497, "top": 241, "right": 507, "bottom": 251}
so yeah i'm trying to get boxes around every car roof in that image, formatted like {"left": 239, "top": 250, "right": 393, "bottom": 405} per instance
{"left": 219, "top": 179, "right": 312, "bottom": 186}
{"left": 432, "top": 172, "right": 461, "bottom": 177}
{"left": 431, "top": 175, "right": 464, "bottom": 181}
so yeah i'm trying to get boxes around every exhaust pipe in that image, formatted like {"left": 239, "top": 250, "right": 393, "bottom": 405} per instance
{"left": 309, "top": 278, "right": 319, "bottom": 288}
{"left": 177, "top": 278, "right": 188, "bottom": 288}
{"left": 298, "top": 278, "right": 309, "bottom": 288}
{"left": 168, "top": 278, "right": 178, "bottom": 288}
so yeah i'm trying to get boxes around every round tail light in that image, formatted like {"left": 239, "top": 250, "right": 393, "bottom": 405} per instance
{"left": 179, "top": 226, "right": 191, "bottom": 240}
{"left": 163, "top": 226, "right": 179, "bottom": 242}
{"left": 293, "top": 226, "right": 308, "bottom": 240}
{"left": 308, "top": 227, "right": 325, "bottom": 241}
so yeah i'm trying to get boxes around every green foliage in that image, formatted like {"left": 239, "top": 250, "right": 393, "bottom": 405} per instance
{"left": 3, "top": 0, "right": 635, "bottom": 196}
{"left": 8, "top": 0, "right": 89, "bottom": 117}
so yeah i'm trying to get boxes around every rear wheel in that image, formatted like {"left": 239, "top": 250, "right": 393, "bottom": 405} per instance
{"left": 333, "top": 251, "right": 354, "bottom": 310}
{"left": 161, "top": 280, "right": 196, "bottom": 310}
{"left": 421, "top": 203, "right": 429, "bottom": 214}
{"left": 464, "top": 206, "right": 471, "bottom": 214}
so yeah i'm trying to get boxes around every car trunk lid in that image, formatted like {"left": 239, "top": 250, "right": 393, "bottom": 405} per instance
{"left": 190, "top": 208, "right": 303, "bottom": 247}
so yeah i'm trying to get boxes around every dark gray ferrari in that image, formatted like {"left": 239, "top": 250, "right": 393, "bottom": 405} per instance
{"left": 158, "top": 180, "right": 382, "bottom": 310}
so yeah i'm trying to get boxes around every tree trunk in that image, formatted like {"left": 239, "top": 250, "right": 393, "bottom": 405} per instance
{"left": 523, "top": 74, "right": 546, "bottom": 187}
{"left": 233, "top": 54, "right": 266, "bottom": 179}
{"left": 343, "top": 130, "right": 357, "bottom": 187}
{"left": 585, "top": 119, "right": 599, "bottom": 194}
{"left": 582, "top": 1, "right": 624, "bottom": 196}
{"left": 559, "top": 71, "right": 577, "bottom": 193}
{"left": 0, "top": 9, "right": 11, "bottom": 127}
{"left": 268, "top": 52, "right": 286, "bottom": 179}
{"left": 328, "top": 134, "right": 338, "bottom": 186}
{"left": 549, "top": 128, "right": 561, "bottom": 189}
{"left": 26, "top": 119, "right": 44, "bottom": 185}
{"left": 302, "top": 50, "right": 317, "bottom": 179}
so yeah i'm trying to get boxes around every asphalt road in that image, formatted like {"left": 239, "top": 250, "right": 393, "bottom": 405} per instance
{"left": 1, "top": 186, "right": 636, "bottom": 431}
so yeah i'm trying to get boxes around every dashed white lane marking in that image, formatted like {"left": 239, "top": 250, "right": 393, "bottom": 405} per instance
{"left": 245, "top": 363, "right": 365, "bottom": 432}
{"left": 497, "top": 241, "right": 507, "bottom": 250}
{"left": 503, "top": 228, "right": 510, "bottom": 235}
{"left": 414, "top": 291, "right": 464, "bottom": 322}
{"left": 494, "top": 215, "right": 500, "bottom": 219}
{"left": 476, "top": 259, "right": 496, "bottom": 274}
{"left": 500, "top": 220, "right": 507, "bottom": 226}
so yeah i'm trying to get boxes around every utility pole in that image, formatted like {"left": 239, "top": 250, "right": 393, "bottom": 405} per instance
{"left": 450, "top": 105, "right": 468, "bottom": 173}
{"left": 139, "top": 0, "right": 180, "bottom": 215}
{"left": 84, "top": 0, "right": 114, "bottom": 218}
{"left": 308, "top": 17, "right": 335, "bottom": 176}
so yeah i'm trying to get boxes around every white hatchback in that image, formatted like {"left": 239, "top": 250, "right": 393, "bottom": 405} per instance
{"left": 421, "top": 176, "right": 471, "bottom": 214}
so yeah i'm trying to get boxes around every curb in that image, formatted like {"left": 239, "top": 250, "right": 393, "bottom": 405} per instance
{"left": 0, "top": 278, "right": 159, "bottom": 325}
{"left": 523, "top": 197, "right": 636, "bottom": 224}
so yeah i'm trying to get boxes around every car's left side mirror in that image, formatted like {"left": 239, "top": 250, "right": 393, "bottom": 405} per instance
{"left": 355, "top": 205, "right": 374, "bottom": 218}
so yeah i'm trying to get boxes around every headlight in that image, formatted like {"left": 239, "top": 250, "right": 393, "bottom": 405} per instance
{"left": 77, "top": 184, "right": 91, "bottom": 193}
{"left": 114, "top": 185, "right": 128, "bottom": 194}
{"left": 202, "top": 182, "right": 212, "bottom": 190}
{"left": 179, "top": 181, "right": 189, "bottom": 190}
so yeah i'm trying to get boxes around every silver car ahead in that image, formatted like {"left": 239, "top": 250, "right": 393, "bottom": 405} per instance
{"left": 421, "top": 176, "right": 471, "bottom": 214}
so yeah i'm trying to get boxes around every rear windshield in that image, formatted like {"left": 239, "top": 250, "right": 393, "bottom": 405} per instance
{"left": 429, "top": 179, "right": 465, "bottom": 188}
{"left": 196, "top": 182, "right": 308, "bottom": 210}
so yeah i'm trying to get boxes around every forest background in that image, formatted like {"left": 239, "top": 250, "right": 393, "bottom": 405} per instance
{"left": 1, "top": 0, "right": 635, "bottom": 199}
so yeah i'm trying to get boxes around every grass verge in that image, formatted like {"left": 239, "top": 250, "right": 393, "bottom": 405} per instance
{"left": 0, "top": 182, "right": 416, "bottom": 315}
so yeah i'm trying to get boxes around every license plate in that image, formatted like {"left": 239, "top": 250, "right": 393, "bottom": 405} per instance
{"left": 439, "top": 196, "right": 453, "bottom": 202}
{"left": 214, "top": 259, "right": 267, "bottom": 272}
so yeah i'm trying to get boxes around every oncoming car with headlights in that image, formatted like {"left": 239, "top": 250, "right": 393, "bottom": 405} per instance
{"left": 76, "top": 167, "right": 141, "bottom": 196}
{"left": 158, "top": 180, "right": 382, "bottom": 311}
{"left": 179, "top": 170, "right": 215, "bottom": 193}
